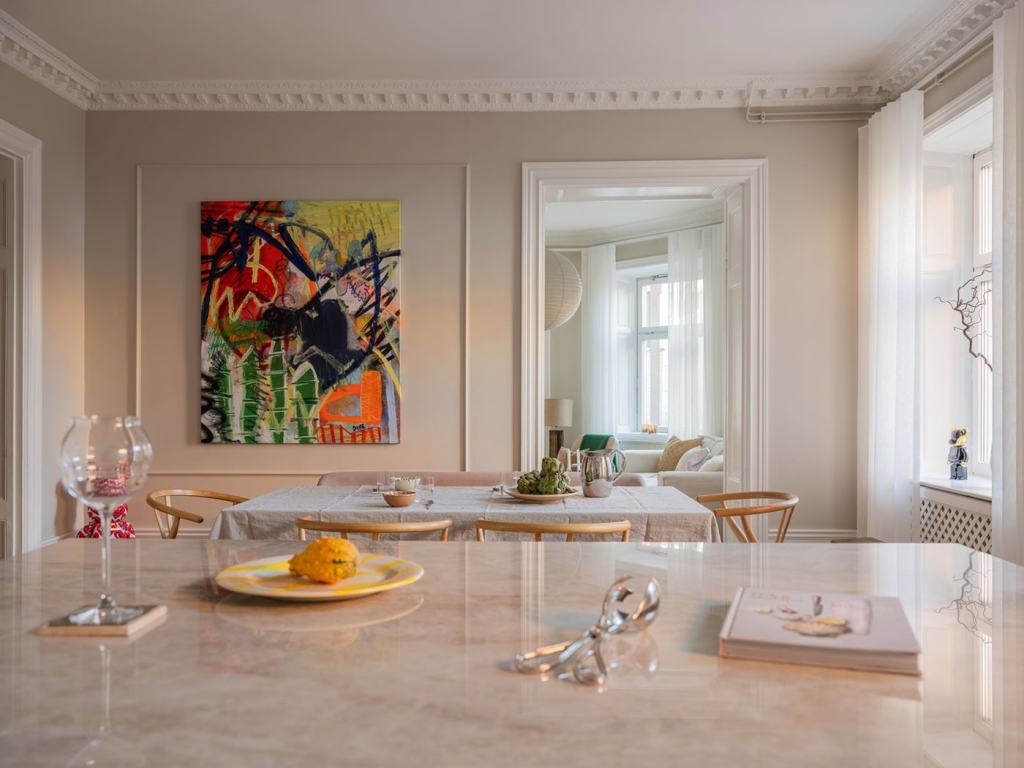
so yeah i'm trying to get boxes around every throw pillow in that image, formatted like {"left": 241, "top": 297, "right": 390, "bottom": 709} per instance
{"left": 676, "top": 445, "right": 710, "bottom": 471}
{"left": 657, "top": 435, "right": 702, "bottom": 472}
{"left": 700, "top": 435, "right": 725, "bottom": 458}
{"left": 699, "top": 455, "right": 725, "bottom": 473}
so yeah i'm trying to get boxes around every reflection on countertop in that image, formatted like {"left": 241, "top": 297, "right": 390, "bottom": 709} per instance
{"left": 0, "top": 540, "right": 1022, "bottom": 767}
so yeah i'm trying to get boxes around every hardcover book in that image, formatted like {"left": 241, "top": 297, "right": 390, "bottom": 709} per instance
{"left": 719, "top": 587, "right": 921, "bottom": 675}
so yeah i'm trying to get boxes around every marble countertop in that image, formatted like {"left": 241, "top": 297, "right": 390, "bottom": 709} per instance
{"left": 1, "top": 540, "right": 1022, "bottom": 767}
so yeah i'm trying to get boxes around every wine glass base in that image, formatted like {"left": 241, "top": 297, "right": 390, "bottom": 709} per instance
{"left": 68, "top": 604, "right": 145, "bottom": 626}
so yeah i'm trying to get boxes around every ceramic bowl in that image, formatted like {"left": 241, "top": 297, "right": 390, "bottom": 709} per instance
{"left": 383, "top": 490, "right": 417, "bottom": 508}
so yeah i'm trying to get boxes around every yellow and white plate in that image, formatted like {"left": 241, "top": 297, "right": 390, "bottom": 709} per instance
{"left": 215, "top": 553, "right": 424, "bottom": 602}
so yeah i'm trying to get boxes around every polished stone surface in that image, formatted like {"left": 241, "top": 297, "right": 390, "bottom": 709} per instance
{"left": 1, "top": 541, "right": 1022, "bottom": 767}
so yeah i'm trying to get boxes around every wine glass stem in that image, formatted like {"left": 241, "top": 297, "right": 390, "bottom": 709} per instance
{"left": 99, "top": 505, "right": 114, "bottom": 609}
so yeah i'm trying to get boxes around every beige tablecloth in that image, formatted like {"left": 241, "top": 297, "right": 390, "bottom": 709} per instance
{"left": 210, "top": 485, "right": 719, "bottom": 542}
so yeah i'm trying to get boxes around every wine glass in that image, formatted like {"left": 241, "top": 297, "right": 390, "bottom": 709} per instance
{"left": 59, "top": 416, "right": 153, "bottom": 626}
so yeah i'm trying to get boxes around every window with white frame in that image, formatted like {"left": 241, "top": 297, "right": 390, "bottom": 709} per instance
{"left": 636, "top": 273, "right": 670, "bottom": 433}
{"left": 921, "top": 97, "right": 995, "bottom": 485}
{"left": 972, "top": 150, "right": 993, "bottom": 475}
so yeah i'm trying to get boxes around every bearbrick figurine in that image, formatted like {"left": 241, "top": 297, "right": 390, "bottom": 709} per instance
{"left": 947, "top": 427, "right": 969, "bottom": 480}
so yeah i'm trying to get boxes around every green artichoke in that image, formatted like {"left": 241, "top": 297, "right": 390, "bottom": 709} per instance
{"left": 517, "top": 457, "right": 572, "bottom": 495}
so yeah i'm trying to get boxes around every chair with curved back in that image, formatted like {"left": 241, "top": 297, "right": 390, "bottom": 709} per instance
{"left": 695, "top": 491, "right": 799, "bottom": 543}
{"left": 296, "top": 516, "right": 453, "bottom": 541}
{"left": 145, "top": 489, "right": 249, "bottom": 539}
{"left": 474, "top": 519, "right": 631, "bottom": 542}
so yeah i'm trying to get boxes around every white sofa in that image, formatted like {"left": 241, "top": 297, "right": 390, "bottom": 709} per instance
{"left": 621, "top": 449, "right": 724, "bottom": 505}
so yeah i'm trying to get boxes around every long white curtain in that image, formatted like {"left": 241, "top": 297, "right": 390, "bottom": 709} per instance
{"left": 994, "top": 6, "right": 1024, "bottom": 566}
{"left": 857, "top": 90, "right": 923, "bottom": 543}
{"left": 702, "top": 225, "right": 725, "bottom": 436}
{"left": 667, "top": 224, "right": 724, "bottom": 438}
{"left": 580, "top": 244, "right": 618, "bottom": 435}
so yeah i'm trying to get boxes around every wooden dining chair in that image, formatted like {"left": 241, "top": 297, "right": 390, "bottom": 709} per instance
{"left": 145, "top": 489, "right": 249, "bottom": 539}
{"left": 474, "top": 519, "right": 631, "bottom": 542}
{"left": 296, "top": 517, "right": 454, "bottom": 541}
{"left": 695, "top": 491, "right": 799, "bottom": 543}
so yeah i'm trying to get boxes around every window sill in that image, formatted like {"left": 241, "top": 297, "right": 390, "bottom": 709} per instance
{"left": 617, "top": 432, "right": 667, "bottom": 445}
{"left": 920, "top": 475, "right": 992, "bottom": 502}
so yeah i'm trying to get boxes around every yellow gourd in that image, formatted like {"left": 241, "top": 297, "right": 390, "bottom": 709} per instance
{"left": 288, "top": 538, "right": 360, "bottom": 584}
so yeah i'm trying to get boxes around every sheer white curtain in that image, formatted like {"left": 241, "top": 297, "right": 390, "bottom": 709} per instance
{"left": 857, "top": 90, "right": 923, "bottom": 542}
{"left": 580, "top": 244, "right": 618, "bottom": 435}
{"left": 666, "top": 224, "right": 724, "bottom": 438}
{"left": 702, "top": 225, "right": 725, "bottom": 436}
{"left": 994, "top": 6, "right": 1024, "bottom": 565}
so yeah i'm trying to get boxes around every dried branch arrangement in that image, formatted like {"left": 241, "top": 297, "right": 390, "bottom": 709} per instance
{"left": 936, "top": 263, "right": 993, "bottom": 371}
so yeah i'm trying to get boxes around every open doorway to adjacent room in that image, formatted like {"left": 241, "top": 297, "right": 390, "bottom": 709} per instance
{"left": 521, "top": 160, "right": 767, "bottom": 532}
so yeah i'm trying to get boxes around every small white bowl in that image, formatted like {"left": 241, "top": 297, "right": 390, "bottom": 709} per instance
{"left": 393, "top": 476, "right": 420, "bottom": 493}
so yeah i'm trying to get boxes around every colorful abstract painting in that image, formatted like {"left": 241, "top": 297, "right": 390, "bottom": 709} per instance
{"left": 200, "top": 200, "right": 400, "bottom": 444}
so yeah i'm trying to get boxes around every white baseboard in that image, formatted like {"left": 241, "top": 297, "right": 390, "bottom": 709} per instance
{"left": 40, "top": 531, "right": 75, "bottom": 547}
{"left": 132, "top": 527, "right": 210, "bottom": 539}
{"left": 770, "top": 528, "right": 859, "bottom": 543}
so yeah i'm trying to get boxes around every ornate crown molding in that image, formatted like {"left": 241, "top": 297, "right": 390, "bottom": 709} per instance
{"left": 878, "top": 0, "right": 1014, "bottom": 94}
{"left": 88, "top": 75, "right": 886, "bottom": 112}
{"left": 0, "top": 2, "right": 1011, "bottom": 113}
{"left": 0, "top": 10, "right": 97, "bottom": 109}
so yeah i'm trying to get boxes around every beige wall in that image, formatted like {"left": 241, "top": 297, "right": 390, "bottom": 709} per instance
{"left": 84, "top": 108, "right": 859, "bottom": 534}
{"left": 0, "top": 65, "right": 85, "bottom": 542}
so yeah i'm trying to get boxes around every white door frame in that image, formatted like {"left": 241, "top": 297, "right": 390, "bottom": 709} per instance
{"left": 0, "top": 118, "right": 43, "bottom": 556}
{"left": 521, "top": 160, "right": 767, "bottom": 520}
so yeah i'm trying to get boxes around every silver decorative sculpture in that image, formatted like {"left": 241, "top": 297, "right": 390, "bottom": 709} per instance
{"left": 514, "top": 576, "right": 660, "bottom": 686}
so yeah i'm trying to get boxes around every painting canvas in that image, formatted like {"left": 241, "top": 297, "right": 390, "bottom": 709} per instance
{"left": 200, "top": 200, "right": 400, "bottom": 444}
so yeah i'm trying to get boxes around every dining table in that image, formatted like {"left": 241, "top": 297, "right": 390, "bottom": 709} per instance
{"left": 209, "top": 484, "right": 722, "bottom": 542}
{"left": 1, "top": 539, "right": 1022, "bottom": 767}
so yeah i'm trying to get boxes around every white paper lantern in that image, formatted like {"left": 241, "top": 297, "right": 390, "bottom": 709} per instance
{"left": 545, "top": 251, "right": 583, "bottom": 330}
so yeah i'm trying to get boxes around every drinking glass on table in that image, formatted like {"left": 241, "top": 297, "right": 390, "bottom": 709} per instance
{"left": 420, "top": 477, "right": 435, "bottom": 505}
{"left": 375, "top": 471, "right": 388, "bottom": 493}
{"left": 499, "top": 471, "right": 520, "bottom": 493}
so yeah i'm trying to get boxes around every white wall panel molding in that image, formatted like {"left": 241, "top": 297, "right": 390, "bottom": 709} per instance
{"left": 135, "top": 162, "right": 471, "bottom": 471}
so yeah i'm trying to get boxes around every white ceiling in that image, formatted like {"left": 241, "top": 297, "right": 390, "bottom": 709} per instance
{"left": 545, "top": 199, "right": 721, "bottom": 246}
{"left": 0, "top": 0, "right": 956, "bottom": 82}
{"left": 925, "top": 97, "right": 994, "bottom": 155}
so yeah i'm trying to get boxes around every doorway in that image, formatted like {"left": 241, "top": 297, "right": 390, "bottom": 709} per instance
{"left": 0, "top": 152, "right": 11, "bottom": 557}
{"left": 521, "top": 160, "right": 767, "bottom": 532}
{"left": 0, "top": 118, "right": 43, "bottom": 558}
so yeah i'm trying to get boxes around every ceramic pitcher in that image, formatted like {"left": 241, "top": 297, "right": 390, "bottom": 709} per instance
{"left": 580, "top": 448, "right": 625, "bottom": 498}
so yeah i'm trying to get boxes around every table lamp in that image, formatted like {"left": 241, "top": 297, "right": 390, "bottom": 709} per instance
{"left": 544, "top": 398, "right": 573, "bottom": 458}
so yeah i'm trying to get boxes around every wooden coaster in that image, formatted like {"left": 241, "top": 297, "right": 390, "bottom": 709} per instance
{"left": 37, "top": 604, "right": 167, "bottom": 638}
